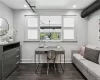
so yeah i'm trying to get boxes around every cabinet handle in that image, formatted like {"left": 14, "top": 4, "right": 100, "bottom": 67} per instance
{"left": 16, "top": 61, "right": 20, "bottom": 64}
{"left": 16, "top": 55, "right": 19, "bottom": 58}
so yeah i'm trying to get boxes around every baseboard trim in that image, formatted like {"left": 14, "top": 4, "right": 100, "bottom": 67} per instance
{"left": 20, "top": 59, "right": 72, "bottom": 63}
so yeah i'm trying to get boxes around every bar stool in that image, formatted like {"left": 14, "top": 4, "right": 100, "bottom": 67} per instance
{"left": 47, "top": 50, "right": 57, "bottom": 75}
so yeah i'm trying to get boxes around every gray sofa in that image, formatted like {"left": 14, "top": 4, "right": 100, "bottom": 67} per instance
{"left": 72, "top": 50, "right": 100, "bottom": 80}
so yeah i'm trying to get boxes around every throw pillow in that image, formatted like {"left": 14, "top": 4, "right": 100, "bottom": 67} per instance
{"left": 84, "top": 47, "right": 100, "bottom": 64}
{"left": 80, "top": 46, "right": 85, "bottom": 56}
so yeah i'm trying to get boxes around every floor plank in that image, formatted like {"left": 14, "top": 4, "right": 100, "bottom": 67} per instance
{"left": 6, "top": 63, "right": 87, "bottom": 80}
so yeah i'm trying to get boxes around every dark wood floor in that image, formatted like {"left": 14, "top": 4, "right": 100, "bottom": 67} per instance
{"left": 6, "top": 63, "right": 87, "bottom": 80}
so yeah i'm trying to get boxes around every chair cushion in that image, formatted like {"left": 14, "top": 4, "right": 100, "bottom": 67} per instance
{"left": 84, "top": 47, "right": 100, "bottom": 64}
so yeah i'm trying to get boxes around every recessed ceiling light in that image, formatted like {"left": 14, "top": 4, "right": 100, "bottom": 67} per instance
{"left": 73, "top": 5, "right": 76, "bottom": 8}
{"left": 24, "top": 5, "right": 27, "bottom": 8}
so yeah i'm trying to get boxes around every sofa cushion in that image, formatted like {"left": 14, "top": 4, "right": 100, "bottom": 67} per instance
{"left": 84, "top": 47, "right": 100, "bottom": 64}
{"left": 80, "top": 59, "right": 100, "bottom": 80}
{"left": 80, "top": 59, "right": 100, "bottom": 70}
{"left": 73, "top": 54, "right": 88, "bottom": 72}
{"left": 79, "top": 59, "right": 94, "bottom": 71}
{"left": 88, "top": 64, "right": 100, "bottom": 80}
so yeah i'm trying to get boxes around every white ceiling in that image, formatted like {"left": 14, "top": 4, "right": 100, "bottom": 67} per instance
{"left": 0, "top": 0, "right": 96, "bottom": 9}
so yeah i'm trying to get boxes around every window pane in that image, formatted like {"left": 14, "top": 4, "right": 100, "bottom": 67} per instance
{"left": 51, "top": 32, "right": 61, "bottom": 40}
{"left": 63, "top": 29, "right": 74, "bottom": 39}
{"left": 28, "top": 29, "right": 38, "bottom": 39}
{"left": 40, "top": 16, "right": 62, "bottom": 26}
{"left": 40, "top": 32, "right": 50, "bottom": 40}
{"left": 64, "top": 18, "right": 74, "bottom": 27}
{"left": 40, "top": 32, "right": 61, "bottom": 40}
{"left": 28, "top": 17, "right": 38, "bottom": 27}
{"left": 40, "top": 29, "right": 61, "bottom": 40}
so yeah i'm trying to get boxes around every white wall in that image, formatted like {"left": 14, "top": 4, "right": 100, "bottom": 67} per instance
{"left": 0, "top": 1, "right": 13, "bottom": 29}
{"left": 13, "top": 9, "right": 88, "bottom": 63}
{"left": 88, "top": 10, "right": 100, "bottom": 47}
{"left": 0, "top": 1, "right": 13, "bottom": 43}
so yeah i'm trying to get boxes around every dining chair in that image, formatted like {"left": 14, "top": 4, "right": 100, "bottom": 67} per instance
{"left": 47, "top": 50, "right": 57, "bottom": 75}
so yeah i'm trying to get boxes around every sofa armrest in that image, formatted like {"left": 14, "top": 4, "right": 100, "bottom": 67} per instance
{"left": 71, "top": 50, "right": 80, "bottom": 60}
{"left": 71, "top": 50, "right": 80, "bottom": 54}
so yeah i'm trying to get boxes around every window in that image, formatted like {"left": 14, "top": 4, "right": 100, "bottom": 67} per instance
{"left": 25, "top": 16, "right": 39, "bottom": 41}
{"left": 25, "top": 15, "right": 76, "bottom": 41}
{"left": 40, "top": 16, "right": 62, "bottom": 41}
{"left": 62, "top": 16, "right": 76, "bottom": 41}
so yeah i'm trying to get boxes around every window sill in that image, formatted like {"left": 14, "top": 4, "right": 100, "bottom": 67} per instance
{"left": 23, "top": 40, "right": 77, "bottom": 43}
{"left": 61, "top": 40, "right": 77, "bottom": 42}
{"left": 23, "top": 40, "right": 40, "bottom": 42}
